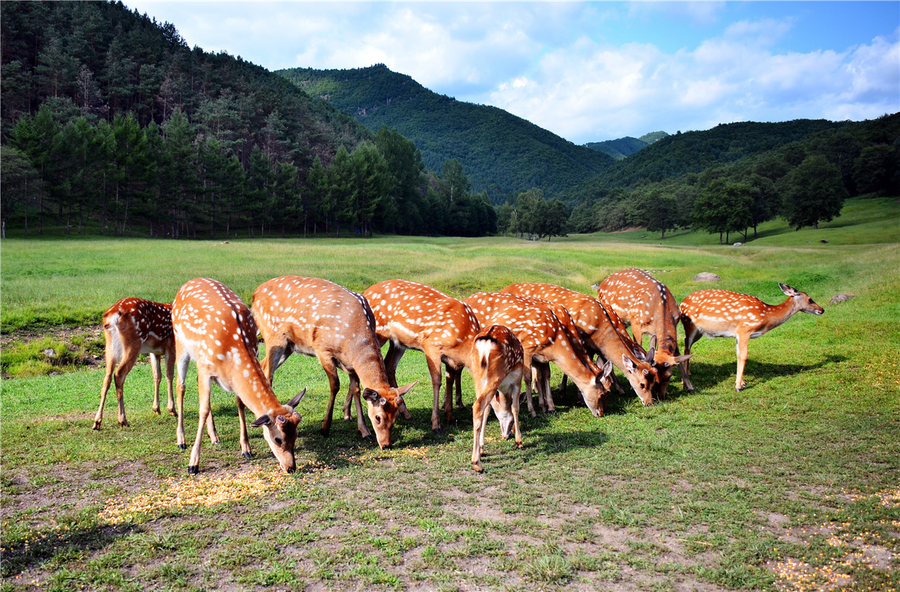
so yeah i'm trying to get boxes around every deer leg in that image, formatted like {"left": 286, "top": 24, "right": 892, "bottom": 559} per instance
{"left": 734, "top": 335, "right": 749, "bottom": 391}
{"left": 112, "top": 352, "right": 139, "bottom": 428}
{"left": 471, "top": 391, "right": 492, "bottom": 472}
{"left": 188, "top": 373, "right": 213, "bottom": 474}
{"left": 348, "top": 372, "right": 374, "bottom": 441}
{"left": 164, "top": 351, "right": 176, "bottom": 416}
{"left": 319, "top": 361, "right": 341, "bottom": 437}
{"left": 383, "top": 341, "right": 405, "bottom": 388}
{"left": 175, "top": 353, "right": 190, "bottom": 450}
{"left": 148, "top": 353, "right": 162, "bottom": 414}
{"left": 261, "top": 343, "right": 291, "bottom": 385}
{"left": 236, "top": 396, "right": 252, "bottom": 459}
{"left": 522, "top": 360, "right": 537, "bottom": 418}
{"left": 424, "top": 356, "right": 445, "bottom": 432}
{"left": 682, "top": 318, "right": 701, "bottom": 379}
{"left": 93, "top": 351, "right": 118, "bottom": 430}
{"left": 454, "top": 367, "right": 464, "bottom": 408}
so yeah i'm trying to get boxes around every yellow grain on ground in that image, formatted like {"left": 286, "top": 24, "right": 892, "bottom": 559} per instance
{"left": 771, "top": 487, "right": 900, "bottom": 592}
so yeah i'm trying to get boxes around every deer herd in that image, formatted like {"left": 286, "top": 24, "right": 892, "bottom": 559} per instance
{"left": 94, "top": 269, "right": 824, "bottom": 473}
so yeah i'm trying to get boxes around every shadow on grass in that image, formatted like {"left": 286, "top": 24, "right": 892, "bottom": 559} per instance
{"left": 678, "top": 354, "right": 847, "bottom": 392}
{"left": 0, "top": 522, "right": 140, "bottom": 579}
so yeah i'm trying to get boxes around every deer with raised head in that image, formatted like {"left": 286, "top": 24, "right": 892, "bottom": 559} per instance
{"left": 680, "top": 284, "right": 825, "bottom": 391}
{"left": 363, "top": 279, "right": 481, "bottom": 433}
{"left": 171, "top": 278, "right": 306, "bottom": 474}
{"left": 502, "top": 283, "right": 659, "bottom": 406}
{"left": 470, "top": 325, "right": 525, "bottom": 473}
{"left": 93, "top": 298, "right": 177, "bottom": 430}
{"left": 462, "top": 292, "right": 614, "bottom": 418}
{"left": 251, "top": 277, "right": 416, "bottom": 450}
{"left": 596, "top": 269, "right": 693, "bottom": 398}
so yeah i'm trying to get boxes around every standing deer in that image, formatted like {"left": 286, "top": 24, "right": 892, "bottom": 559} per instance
{"left": 596, "top": 269, "right": 693, "bottom": 397}
{"left": 680, "top": 284, "right": 825, "bottom": 391}
{"left": 463, "top": 292, "right": 613, "bottom": 418}
{"left": 501, "top": 283, "right": 659, "bottom": 406}
{"left": 172, "top": 278, "right": 306, "bottom": 474}
{"left": 363, "top": 279, "right": 481, "bottom": 433}
{"left": 251, "top": 276, "right": 416, "bottom": 450}
{"left": 93, "top": 298, "right": 176, "bottom": 430}
{"left": 469, "top": 325, "right": 525, "bottom": 473}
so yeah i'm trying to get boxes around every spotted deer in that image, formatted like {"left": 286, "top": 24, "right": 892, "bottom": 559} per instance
{"left": 93, "top": 298, "right": 177, "bottom": 430}
{"left": 171, "top": 278, "right": 306, "bottom": 474}
{"left": 470, "top": 325, "right": 525, "bottom": 473}
{"left": 363, "top": 280, "right": 481, "bottom": 433}
{"left": 251, "top": 277, "right": 416, "bottom": 450}
{"left": 462, "top": 292, "right": 614, "bottom": 418}
{"left": 680, "top": 284, "right": 825, "bottom": 391}
{"left": 596, "top": 269, "right": 693, "bottom": 397}
{"left": 501, "top": 283, "right": 659, "bottom": 406}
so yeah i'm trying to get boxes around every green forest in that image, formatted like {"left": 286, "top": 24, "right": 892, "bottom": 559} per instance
{"left": 1, "top": 1, "right": 898, "bottom": 243}
{"left": 0, "top": 1, "right": 496, "bottom": 239}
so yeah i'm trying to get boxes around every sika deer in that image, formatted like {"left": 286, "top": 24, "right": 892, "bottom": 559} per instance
{"left": 251, "top": 277, "right": 416, "bottom": 449}
{"left": 470, "top": 325, "right": 525, "bottom": 473}
{"left": 363, "top": 280, "right": 481, "bottom": 433}
{"left": 463, "top": 292, "right": 613, "bottom": 418}
{"left": 596, "top": 269, "right": 693, "bottom": 397}
{"left": 171, "top": 278, "right": 306, "bottom": 474}
{"left": 502, "top": 283, "right": 658, "bottom": 406}
{"left": 94, "top": 298, "right": 176, "bottom": 430}
{"left": 680, "top": 284, "right": 825, "bottom": 391}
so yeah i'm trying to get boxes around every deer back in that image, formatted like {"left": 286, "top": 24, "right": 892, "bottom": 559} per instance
{"left": 103, "top": 298, "right": 174, "bottom": 361}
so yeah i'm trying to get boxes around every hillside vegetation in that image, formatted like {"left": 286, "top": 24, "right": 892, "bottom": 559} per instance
{"left": 277, "top": 64, "right": 616, "bottom": 203}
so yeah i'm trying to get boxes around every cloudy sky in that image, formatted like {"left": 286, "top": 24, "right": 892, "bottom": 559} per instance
{"left": 123, "top": 1, "right": 899, "bottom": 144}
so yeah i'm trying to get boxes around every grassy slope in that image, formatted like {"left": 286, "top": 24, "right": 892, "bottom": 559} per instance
{"left": 1, "top": 198, "right": 898, "bottom": 591}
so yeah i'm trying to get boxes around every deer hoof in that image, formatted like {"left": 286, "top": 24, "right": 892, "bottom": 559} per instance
{"left": 242, "top": 452, "right": 252, "bottom": 459}
{"left": 362, "top": 434, "right": 374, "bottom": 442}
{"left": 92, "top": 422, "right": 101, "bottom": 431}
{"left": 152, "top": 408, "right": 161, "bottom": 415}
{"left": 320, "top": 428, "right": 331, "bottom": 438}
{"left": 473, "top": 463, "right": 484, "bottom": 473}
{"left": 516, "top": 442, "right": 524, "bottom": 450}
{"left": 178, "top": 444, "right": 187, "bottom": 451}
{"left": 188, "top": 465, "right": 199, "bottom": 475}
{"left": 433, "top": 428, "right": 443, "bottom": 435}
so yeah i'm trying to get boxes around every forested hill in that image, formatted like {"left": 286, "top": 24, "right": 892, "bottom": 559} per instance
{"left": 277, "top": 64, "right": 616, "bottom": 204}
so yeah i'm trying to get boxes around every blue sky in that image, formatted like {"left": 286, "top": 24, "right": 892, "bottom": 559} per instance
{"left": 123, "top": 1, "right": 899, "bottom": 144}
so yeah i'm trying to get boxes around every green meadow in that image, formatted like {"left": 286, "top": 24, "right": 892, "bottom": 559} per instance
{"left": 1, "top": 197, "right": 898, "bottom": 591}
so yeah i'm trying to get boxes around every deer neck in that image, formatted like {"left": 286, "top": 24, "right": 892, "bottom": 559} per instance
{"left": 759, "top": 297, "right": 801, "bottom": 333}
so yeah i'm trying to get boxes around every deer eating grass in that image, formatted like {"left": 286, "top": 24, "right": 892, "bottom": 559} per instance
{"left": 251, "top": 276, "right": 415, "bottom": 450}
{"left": 596, "top": 269, "right": 693, "bottom": 397}
{"left": 463, "top": 292, "right": 613, "bottom": 417}
{"left": 501, "top": 283, "right": 658, "bottom": 406}
{"left": 363, "top": 279, "right": 481, "bottom": 433}
{"left": 680, "top": 284, "right": 825, "bottom": 391}
{"left": 171, "top": 278, "right": 306, "bottom": 474}
{"left": 469, "top": 325, "right": 525, "bottom": 473}
{"left": 94, "top": 298, "right": 176, "bottom": 430}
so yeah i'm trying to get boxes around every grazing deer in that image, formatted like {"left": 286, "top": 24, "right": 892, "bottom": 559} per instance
{"left": 680, "top": 284, "right": 825, "bottom": 391}
{"left": 363, "top": 279, "right": 481, "bottom": 433}
{"left": 172, "top": 278, "right": 306, "bottom": 474}
{"left": 596, "top": 269, "right": 693, "bottom": 397}
{"left": 470, "top": 325, "right": 525, "bottom": 473}
{"left": 463, "top": 292, "right": 613, "bottom": 418}
{"left": 93, "top": 298, "right": 177, "bottom": 430}
{"left": 251, "top": 277, "right": 416, "bottom": 450}
{"left": 502, "top": 283, "right": 659, "bottom": 406}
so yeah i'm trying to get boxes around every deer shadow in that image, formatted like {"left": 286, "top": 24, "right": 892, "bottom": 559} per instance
{"left": 680, "top": 354, "right": 847, "bottom": 392}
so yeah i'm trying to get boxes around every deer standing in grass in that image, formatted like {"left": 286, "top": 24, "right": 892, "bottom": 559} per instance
{"left": 251, "top": 277, "right": 416, "bottom": 450}
{"left": 470, "top": 325, "right": 525, "bottom": 473}
{"left": 680, "top": 284, "right": 824, "bottom": 391}
{"left": 596, "top": 269, "right": 693, "bottom": 398}
{"left": 463, "top": 292, "right": 613, "bottom": 418}
{"left": 501, "top": 283, "right": 659, "bottom": 406}
{"left": 363, "top": 280, "right": 481, "bottom": 433}
{"left": 171, "top": 278, "right": 306, "bottom": 474}
{"left": 93, "top": 298, "right": 176, "bottom": 430}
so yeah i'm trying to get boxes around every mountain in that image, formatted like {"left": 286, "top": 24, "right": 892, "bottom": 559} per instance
{"left": 277, "top": 65, "right": 615, "bottom": 204}
{"left": 585, "top": 136, "right": 649, "bottom": 160}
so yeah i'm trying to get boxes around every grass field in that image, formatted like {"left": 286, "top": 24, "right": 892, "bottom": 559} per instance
{"left": 1, "top": 197, "right": 898, "bottom": 591}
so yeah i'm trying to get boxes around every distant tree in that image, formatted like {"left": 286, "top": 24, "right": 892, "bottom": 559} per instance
{"left": 516, "top": 188, "right": 544, "bottom": 239}
{"left": 853, "top": 145, "right": 899, "bottom": 197}
{"left": 781, "top": 155, "right": 847, "bottom": 230}
{"left": 0, "top": 145, "right": 40, "bottom": 237}
{"left": 693, "top": 179, "right": 753, "bottom": 243}
{"left": 535, "top": 198, "right": 569, "bottom": 241}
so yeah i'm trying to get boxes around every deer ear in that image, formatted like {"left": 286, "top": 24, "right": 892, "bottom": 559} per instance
{"left": 644, "top": 345, "right": 656, "bottom": 362}
{"left": 286, "top": 388, "right": 307, "bottom": 409}
{"left": 362, "top": 388, "right": 387, "bottom": 407}
{"left": 675, "top": 353, "right": 693, "bottom": 363}
{"left": 251, "top": 414, "right": 272, "bottom": 428}
{"left": 648, "top": 335, "right": 657, "bottom": 350}
{"left": 602, "top": 359, "right": 614, "bottom": 379}
{"left": 622, "top": 354, "right": 636, "bottom": 371}
{"left": 396, "top": 381, "right": 417, "bottom": 397}
{"left": 779, "top": 283, "right": 800, "bottom": 297}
